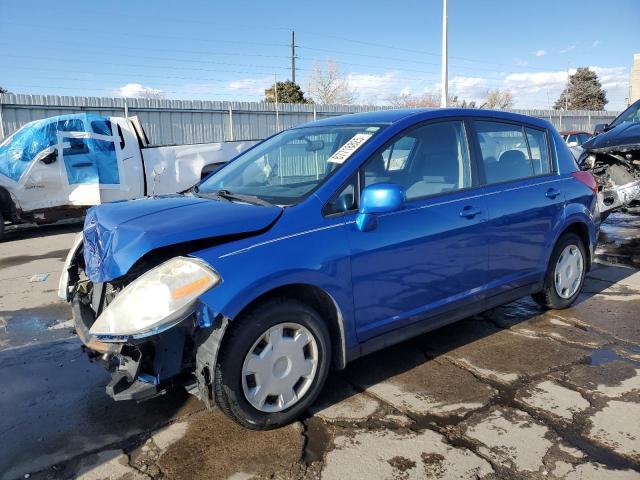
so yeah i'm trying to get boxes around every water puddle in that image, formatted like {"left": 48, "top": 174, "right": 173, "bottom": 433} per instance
{"left": 303, "top": 416, "right": 332, "bottom": 465}
{"left": 596, "top": 208, "right": 640, "bottom": 268}
{"left": 0, "top": 303, "right": 73, "bottom": 349}
{"left": 586, "top": 347, "right": 640, "bottom": 367}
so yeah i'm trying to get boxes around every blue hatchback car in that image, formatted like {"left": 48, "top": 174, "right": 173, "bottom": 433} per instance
{"left": 60, "top": 108, "right": 599, "bottom": 429}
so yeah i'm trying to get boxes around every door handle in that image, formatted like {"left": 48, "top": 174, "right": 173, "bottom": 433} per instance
{"left": 71, "top": 162, "right": 93, "bottom": 167}
{"left": 459, "top": 206, "right": 482, "bottom": 219}
{"left": 545, "top": 188, "right": 561, "bottom": 199}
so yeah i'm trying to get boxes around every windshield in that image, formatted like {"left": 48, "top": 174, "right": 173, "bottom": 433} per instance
{"left": 0, "top": 121, "right": 55, "bottom": 181}
{"left": 198, "top": 124, "right": 383, "bottom": 205}
{"left": 608, "top": 100, "right": 640, "bottom": 129}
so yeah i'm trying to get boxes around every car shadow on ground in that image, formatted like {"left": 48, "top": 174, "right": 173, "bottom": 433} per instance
{"left": 309, "top": 261, "right": 638, "bottom": 423}
{"left": 3, "top": 220, "right": 83, "bottom": 242}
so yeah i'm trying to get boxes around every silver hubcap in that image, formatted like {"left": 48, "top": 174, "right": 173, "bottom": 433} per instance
{"left": 554, "top": 244, "right": 584, "bottom": 299}
{"left": 242, "top": 322, "right": 318, "bottom": 413}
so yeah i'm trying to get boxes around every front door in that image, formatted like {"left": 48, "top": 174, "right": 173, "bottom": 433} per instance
{"left": 347, "top": 120, "right": 489, "bottom": 342}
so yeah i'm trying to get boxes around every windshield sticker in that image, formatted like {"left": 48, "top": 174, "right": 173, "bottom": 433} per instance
{"left": 327, "top": 133, "right": 373, "bottom": 164}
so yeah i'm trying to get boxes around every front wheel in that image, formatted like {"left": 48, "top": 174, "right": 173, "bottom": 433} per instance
{"left": 532, "top": 232, "right": 586, "bottom": 309}
{"left": 214, "top": 299, "right": 331, "bottom": 429}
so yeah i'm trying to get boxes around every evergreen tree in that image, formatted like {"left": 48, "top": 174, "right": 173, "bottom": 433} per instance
{"left": 554, "top": 68, "right": 607, "bottom": 110}
{"left": 265, "top": 81, "right": 312, "bottom": 104}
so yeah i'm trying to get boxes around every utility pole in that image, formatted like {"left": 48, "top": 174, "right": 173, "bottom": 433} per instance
{"left": 565, "top": 63, "right": 570, "bottom": 110}
{"left": 274, "top": 72, "right": 280, "bottom": 132}
{"left": 440, "top": 0, "right": 448, "bottom": 108}
{"left": 291, "top": 30, "right": 297, "bottom": 84}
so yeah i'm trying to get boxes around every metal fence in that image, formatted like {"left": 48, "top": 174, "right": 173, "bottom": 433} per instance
{"left": 0, "top": 93, "right": 621, "bottom": 145}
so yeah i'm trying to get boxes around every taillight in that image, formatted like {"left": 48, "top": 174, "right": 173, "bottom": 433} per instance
{"left": 571, "top": 171, "right": 598, "bottom": 194}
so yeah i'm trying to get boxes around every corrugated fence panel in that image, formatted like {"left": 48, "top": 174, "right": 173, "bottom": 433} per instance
{"left": 0, "top": 93, "right": 622, "bottom": 145}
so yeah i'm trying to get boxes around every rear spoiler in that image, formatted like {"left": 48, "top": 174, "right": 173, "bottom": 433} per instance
{"left": 128, "top": 116, "right": 150, "bottom": 148}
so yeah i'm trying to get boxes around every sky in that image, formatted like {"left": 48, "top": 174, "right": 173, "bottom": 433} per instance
{"left": 0, "top": 0, "right": 638, "bottom": 110}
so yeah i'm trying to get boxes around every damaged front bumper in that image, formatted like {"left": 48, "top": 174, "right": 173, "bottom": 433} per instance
{"left": 62, "top": 239, "right": 222, "bottom": 404}
{"left": 72, "top": 295, "right": 198, "bottom": 402}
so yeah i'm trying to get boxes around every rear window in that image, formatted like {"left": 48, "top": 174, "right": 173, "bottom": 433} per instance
{"left": 475, "top": 121, "right": 550, "bottom": 184}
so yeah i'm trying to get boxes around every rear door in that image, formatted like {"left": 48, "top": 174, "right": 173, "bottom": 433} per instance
{"left": 346, "top": 119, "right": 489, "bottom": 341}
{"left": 469, "top": 120, "right": 563, "bottom": 296}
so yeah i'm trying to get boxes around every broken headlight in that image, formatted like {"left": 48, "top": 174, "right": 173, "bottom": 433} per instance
{"left": 90, "top": 257, "right": 220, "bottom": 341}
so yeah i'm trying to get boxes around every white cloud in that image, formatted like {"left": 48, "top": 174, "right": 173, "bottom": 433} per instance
{"left": 449, "top": 76, "right": 487, "bottom": 101}
{"left": 592, "top": 40, "right": 601, "bottom": 48}
{"left": 515, "top": 59, "right": 530, "bottom": 67}
{"left": 226, "top": 76, "right": 272, "bottom": 95}
{"left": 559, "top": 45, "right": 576, "bottom": 54}
{"left": 501, "top": 66, "right": 629, "bottom": 109}
{"left": 534, "top": 50, "right": 547, "bottom": 57}
{"left": 504, "top": 70, "right": 568, "bottom": 93}
{"left": 347, "top": 71, "right": 401, "bottom": 102}
{"left": 590, "top": 66, "right": 627, "bottom": 89}
{"left": 114, "top": 83, "right": 165, "bottom": 99}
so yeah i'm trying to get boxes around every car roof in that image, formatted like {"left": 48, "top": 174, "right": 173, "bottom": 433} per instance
{"left": 297, "top": 108, "right": 552, "bottom": 130}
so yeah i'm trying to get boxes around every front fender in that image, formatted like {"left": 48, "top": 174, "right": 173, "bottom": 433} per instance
{"left": 192, "top": 213, "right": 357, "bottom": 351}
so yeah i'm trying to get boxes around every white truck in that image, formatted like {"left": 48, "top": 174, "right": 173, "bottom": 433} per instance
{"left": 0, "top": 113, "right": 256, "bottom": 238}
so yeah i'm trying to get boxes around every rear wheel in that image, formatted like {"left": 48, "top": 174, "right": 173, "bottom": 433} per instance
{"left": 0, "top": 211, "right": 5, "bottom": 241}
{"left": 214, "top": 299, "right": 331, "bottom": 430}
{"left": 532, "top": 233, "right": 586, "bottom": 309}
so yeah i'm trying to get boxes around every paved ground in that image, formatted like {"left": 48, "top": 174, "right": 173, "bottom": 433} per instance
{"left": 1, "top": 208, "right": 640, "bottom": 480}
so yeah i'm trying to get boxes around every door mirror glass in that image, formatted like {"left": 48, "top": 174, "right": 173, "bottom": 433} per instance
{"left": 356, "top": 183, "right": 405, "bottom": 231}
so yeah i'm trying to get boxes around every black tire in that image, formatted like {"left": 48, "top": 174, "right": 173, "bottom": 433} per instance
{"left": 532, "top": 233, "right": 586, "bottom": 309}
{"left": 214, "top": 298, "right": 331, "bottom": 430}
{"left": 0, "top": 211, "right": 5, "bottom": 242}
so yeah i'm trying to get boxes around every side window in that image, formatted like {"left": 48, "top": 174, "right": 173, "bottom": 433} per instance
{"left": 91, "top": 120, "right": 113, "bottom": 136}
{"left": 363, "top": 121, "right": 471, "bottom": 201}
{"left": 323, "top": 175, "right": 357, "bottom": 216}
{"left": 475, "top": 121, "right": 534, "bottom": 184}
{"left": 381, "top": 136, "right": 416, "bottom": 171}
{"left": 58, "top": 119, "right": 89, "bottom": 156}
{"left": 525, "top": 127, "right": 550, "bottom": 175}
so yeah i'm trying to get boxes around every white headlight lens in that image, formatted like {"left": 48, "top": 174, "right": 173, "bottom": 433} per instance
{"left": 90, "top": 257, "right": 220, "bottom": 340}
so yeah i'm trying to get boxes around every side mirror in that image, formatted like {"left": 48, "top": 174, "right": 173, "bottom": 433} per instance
{"left": 593, "top": 123, "right": 608, "bottom": 135}
{"left": 41, "top": 150, "right": 58, "bottom": 164}
{"left": 356, "top": 183, "right": 405, "bottom": 232}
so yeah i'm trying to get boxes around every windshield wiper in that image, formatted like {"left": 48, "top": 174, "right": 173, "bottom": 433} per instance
{"left": 213, "top": 189, "right": 274, "bottom": 207}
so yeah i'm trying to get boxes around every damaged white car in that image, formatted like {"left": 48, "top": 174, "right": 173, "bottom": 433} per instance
{"left": 579, "top": 99, "right": 640, "bottom": 216}
{"left": 0, "top": 113, "right": 255, "bottom": 239}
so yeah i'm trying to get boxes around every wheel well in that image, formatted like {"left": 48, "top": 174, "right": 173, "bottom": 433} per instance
{"left": 0, "top": 187, "right": 16, "bottom": 219}
{"left": 558, "top": 222, "right": 591, "bottom": 270}
{"left": 233, "top": 284, "right": 346, "bottom": 369}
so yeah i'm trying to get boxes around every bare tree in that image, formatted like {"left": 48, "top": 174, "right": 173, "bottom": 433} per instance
{"left": 387, "top": 92, "right": 477, "bottom": 108}
{"left": 387, "top": 92, "right": 441, "bottom": 108}
{"left": 307, "top": 60, "right": 357, "bottom": 105}
{"left": 484, "top": 89, "right": 514, "bottom": 109}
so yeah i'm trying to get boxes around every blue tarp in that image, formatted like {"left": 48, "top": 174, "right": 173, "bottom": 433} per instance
{"left": 0, "top": 114, "right": 120, "bottom": 184}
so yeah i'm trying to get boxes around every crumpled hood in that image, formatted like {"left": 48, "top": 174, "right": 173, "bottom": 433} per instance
{"left": 582, "top": 122, "right": 640, "bottom": 151}
{"left": 83, "top": 195, "right": 282, "bottom": 283}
